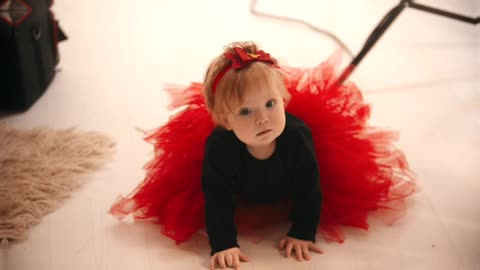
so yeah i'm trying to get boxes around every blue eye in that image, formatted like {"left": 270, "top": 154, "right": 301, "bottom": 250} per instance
{"left": 266, "top": 99, "right": 276, "bottom": 108}
{"left": 239, "top": 108, "right": 251, "bottom": 116}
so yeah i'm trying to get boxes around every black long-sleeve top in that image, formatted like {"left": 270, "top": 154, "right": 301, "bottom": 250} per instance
{"left": 202, "top": 112, "right": 322, "bottom": 255}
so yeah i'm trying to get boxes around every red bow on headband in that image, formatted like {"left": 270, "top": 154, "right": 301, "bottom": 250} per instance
{"left": 224, "top": 47, "right": 276, "bottom": 68}
{"left": 212, "top": 47, "right": 277, "bottom": 94}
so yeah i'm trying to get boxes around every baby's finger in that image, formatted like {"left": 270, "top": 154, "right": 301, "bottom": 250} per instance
{"left": 239, "top": 251, "right": 250, "bottom": 262}
{"left": 279, "top": 239, "right": 286, "bottom": 250}
{"left": 302, "top": 245, "right": 311, "bottom": 260}
{"left": 218, "top": 254, "right": 226, "bottom": 269}
{"left": 286, "top": 242, "right": 293, "bottom": 258}
{"left": 294, "top": 245, "right": 303, "bottom": 261}
{"left": 226, "top": 253, "right": 233, "bottom": 267}
{"left": 238, "top": 252, "right": 250, "bottom": 262}
{"left": 233, "top": 254, "right": 240, "bottom": 269}
{"left": 211, "top": 255, "right": 219, "bottom": 270}
{"left": 308, "top": 243, "right": 323, "bottom": 254}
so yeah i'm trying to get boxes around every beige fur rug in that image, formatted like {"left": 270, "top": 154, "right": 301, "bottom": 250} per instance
{"left": 0, "top": 123, "right": 115, "bottom": 246}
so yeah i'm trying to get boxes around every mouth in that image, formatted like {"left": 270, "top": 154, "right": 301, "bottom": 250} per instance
{"left": 256, "top": 129, "right": 272, "bottom": 136}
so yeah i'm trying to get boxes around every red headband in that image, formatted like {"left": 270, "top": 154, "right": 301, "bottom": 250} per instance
{"left": 211, "top": 47, "right": 276, "bottom": 95}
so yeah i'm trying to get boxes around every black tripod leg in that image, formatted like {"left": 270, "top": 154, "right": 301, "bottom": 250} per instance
{"left": 408, "top": 1, "right": 477, "bottom": 24}
{"left": 333, "top": 0, "right": 478, "bottom": 87}
{"left": 334, "top": 0, "right": 408, "bottom": 86}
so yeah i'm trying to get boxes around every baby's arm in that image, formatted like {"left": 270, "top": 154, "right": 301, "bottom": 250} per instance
{"left": 203, "top": 183, "right": 239, "bottom": 254}
{"left": 202, "top": 135, "right": 248, "bottom": 268}
{"left": 282, "top": 128, "right": 323, "bottom": 260}
{"left": 203, "top": 162, "right": 248, "bottom": 269}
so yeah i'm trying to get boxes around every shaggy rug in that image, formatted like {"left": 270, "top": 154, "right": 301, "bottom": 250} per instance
{"left": 0, "top": 123, "right": 115, "bottom": 246}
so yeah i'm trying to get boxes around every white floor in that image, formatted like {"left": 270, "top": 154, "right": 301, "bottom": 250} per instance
{"left": 2, "top": 0, "right": 479, "bottom": 269}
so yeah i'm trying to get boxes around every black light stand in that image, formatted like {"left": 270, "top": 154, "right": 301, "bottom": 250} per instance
{"left": 334, "top": 0, "right": 479, "bottom": 86}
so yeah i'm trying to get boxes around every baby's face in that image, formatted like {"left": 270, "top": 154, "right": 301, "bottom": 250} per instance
{"left": 222, "top": 85, "right": 286, "bottom": 151}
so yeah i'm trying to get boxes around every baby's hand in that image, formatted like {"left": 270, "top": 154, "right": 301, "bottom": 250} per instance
{"left": 278, "top": 236, "right": 323, "bottom": 261}
{"left": 210, "top": 247, "right": 250, "bottom": 270}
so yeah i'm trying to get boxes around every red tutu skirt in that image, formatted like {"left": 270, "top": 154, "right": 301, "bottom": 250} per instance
{"left": 109, "top": 55, "right": 416, "bottom": 244}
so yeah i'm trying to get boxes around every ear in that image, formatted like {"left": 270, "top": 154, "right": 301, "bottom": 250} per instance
{"left": 222, "top": 116, "right": 233, "bottom": 130}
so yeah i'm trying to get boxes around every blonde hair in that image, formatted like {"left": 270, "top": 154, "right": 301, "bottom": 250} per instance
{"left": 202, "top": 41, "right": 291, "bottom": 125}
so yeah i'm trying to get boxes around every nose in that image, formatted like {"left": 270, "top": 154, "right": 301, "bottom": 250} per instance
{"left": 255, "top": 111, "right": 269, "bottom": 125}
